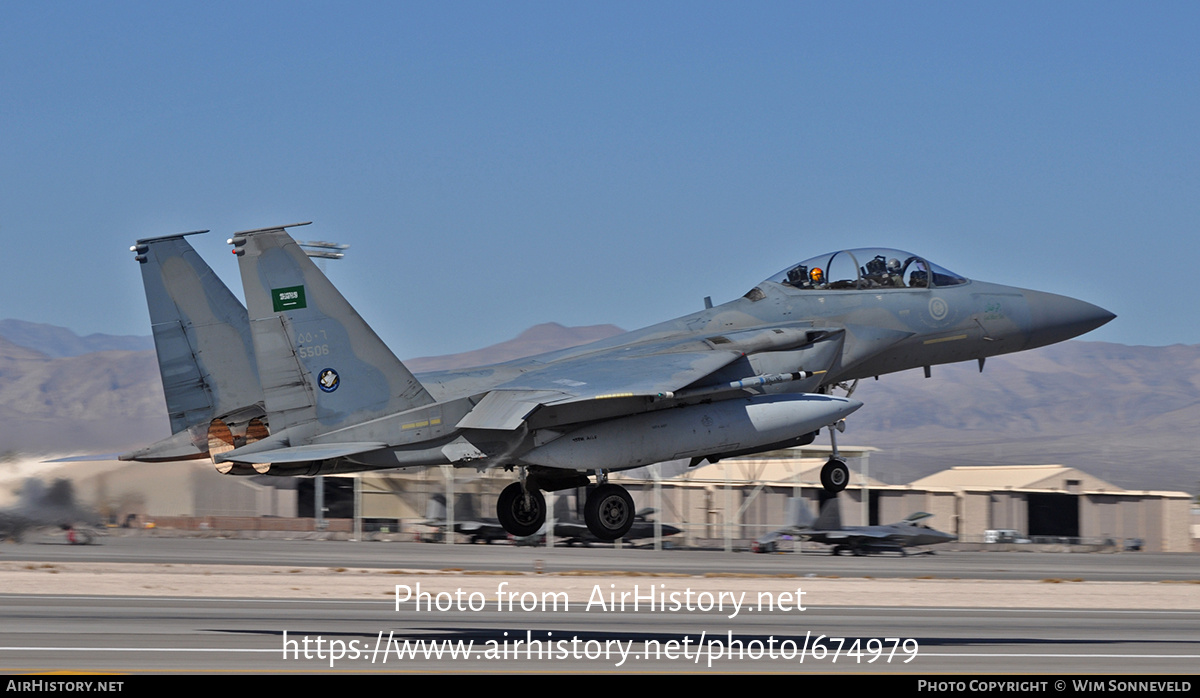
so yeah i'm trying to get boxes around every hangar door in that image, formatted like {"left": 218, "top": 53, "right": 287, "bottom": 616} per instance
{"left": 1027, "top": 493, "right": 1079, "bottom": 537}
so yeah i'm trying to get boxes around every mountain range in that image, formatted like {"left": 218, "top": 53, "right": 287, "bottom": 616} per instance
{"left": 0, "top": 319, "right": 1195, "bottom": 493}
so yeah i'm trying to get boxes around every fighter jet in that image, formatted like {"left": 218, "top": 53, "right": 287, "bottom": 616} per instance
{"left": 754, "top": 496, "right": 956, "bottom": 556}
{"left": 121, "top": 223, "right": 1113, "bottom": 542}
{"left": 0, "top": 478, "right": 101, "bottom": 544}
{"left": 548, "top": 494, "right": 682, "bottom": 547}
{"left": 421, "top": 493, "right": 510, "bottom": 544}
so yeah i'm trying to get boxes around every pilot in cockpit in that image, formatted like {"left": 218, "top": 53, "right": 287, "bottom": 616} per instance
{"left": 863, "top": 255, "right": 904, "bottom": 288}
{"left": 785, "top": 265, "right": 826, "bottom": 289}
{"left": 785, "top": 265, "right": 808, "bottom": 288}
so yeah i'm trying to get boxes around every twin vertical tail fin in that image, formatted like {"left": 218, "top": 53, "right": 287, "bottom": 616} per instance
{"left": 229, "top": 224, "right": 434, "bottom": 435}
{"left": 813, "top": 496, "right": 842, "bottom": 530}
{"left": 785, "top": 496, "right": 816, "bottom": 529}
{"left": 122, "top": 232, "right": 266, "bottom": 462}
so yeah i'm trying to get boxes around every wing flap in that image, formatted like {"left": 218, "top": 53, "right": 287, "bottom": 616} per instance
{"left": 456, "top": 390, "right": 569, "bottom": 430}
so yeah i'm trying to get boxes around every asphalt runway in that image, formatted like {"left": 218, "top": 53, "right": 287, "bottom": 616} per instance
{"left": 1, "top": 536, "right": 1197, "bottom": 674}
{"left": 7, "top": 534, "right": 1199, "bottom": 581}
{"left": 2, "top": 595, "right": 1196, "bottom": 674}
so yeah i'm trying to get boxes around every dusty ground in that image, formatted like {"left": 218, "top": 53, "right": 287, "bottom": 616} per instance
{"left": 2, "top": 561, "right": 1197, "bottom": 609}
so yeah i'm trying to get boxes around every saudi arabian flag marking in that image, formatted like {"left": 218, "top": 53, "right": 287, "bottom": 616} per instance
{"left": 272, "top": 285, "right": 307, "bottom": 312}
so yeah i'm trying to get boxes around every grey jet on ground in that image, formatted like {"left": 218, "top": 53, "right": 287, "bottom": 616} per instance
{"left": 422, "top": 490, "right": 680, "bottom": 546}
{"left": 120, "top": 223, "right": 1113, "bottom": 541}
{"left": 753, "top": 497, "right": 956, "bottom": 556}
{"left": 421, "top": 493, "right": 510, "bottom": 544}
{"left": 0, "top": 479, "right": 100, "bottom": 545}
{"left": 547, "top": 494, "right": 682, "bottom": 547}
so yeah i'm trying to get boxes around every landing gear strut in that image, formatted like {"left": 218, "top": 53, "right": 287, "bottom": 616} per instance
{"left": 820, "top": 418, "right": 850, "bottom": 493}
{"left": 497, "top": 482, "right": 546, "bottom": 537}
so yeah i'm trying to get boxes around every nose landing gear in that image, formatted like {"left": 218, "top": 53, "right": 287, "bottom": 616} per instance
{"left": 820, "top": 417, "right": 850, "bottom": 493}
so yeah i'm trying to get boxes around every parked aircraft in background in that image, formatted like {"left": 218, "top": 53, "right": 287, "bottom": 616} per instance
{"left": 753, "top": 496, "right": 955, "bottom": 555}
{"left": 423, "top": 490, "right": 681, "bottom": 546}
{"left": 421, "top": 493, "right": 509, "bottom": 544}
{"left": 0, "top": 478, "right": 100, "bottom": 545}
{"left": 120, "top": 223, "right": 1113, "bottom": 541}
{"left": 548, "top": 493, "right": 681, "bottom": 547}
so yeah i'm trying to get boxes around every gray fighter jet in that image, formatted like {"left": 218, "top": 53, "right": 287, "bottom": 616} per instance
{"left": 754, "top": 497, "right": 955, "bottom": 555}
{"left": 121, "top": 223, "right": 1113, "bottom": 541}
{"left": 548, "top": 494, "right": 682, "bottom": 547}
{"left": 421, "top": 493, "right": 510, "bottom": 544}
{"left": 0, "top": 478, "right": 100, "bottom": 544}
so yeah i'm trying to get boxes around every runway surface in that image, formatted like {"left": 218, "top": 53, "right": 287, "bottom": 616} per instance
{"left": 0, "top": 535, "right": 1196, "bottom": 674}
{"left": 7, "top": 534, "right": 1199, "bottom": 581}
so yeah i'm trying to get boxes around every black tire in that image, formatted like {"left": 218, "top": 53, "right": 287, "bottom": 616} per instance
{"left": 820, "top": 457, "right": 849, "bottom": 493}
{"left": 496, "top": 483, "right": 546, "bottom": 537}
{"left": 584, "top": 484, "right": 635, "bottom": 541}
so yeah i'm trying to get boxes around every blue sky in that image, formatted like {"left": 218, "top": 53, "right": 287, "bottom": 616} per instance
{"left": 2, "top": 2, "right": 1196, "bottom": 358}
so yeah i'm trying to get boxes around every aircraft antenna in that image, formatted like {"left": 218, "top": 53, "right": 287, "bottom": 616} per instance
{"left": 298, "top": 239, "right": 350, "bottom": 273}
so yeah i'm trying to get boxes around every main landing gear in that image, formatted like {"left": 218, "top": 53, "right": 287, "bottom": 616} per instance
{"left": 496, "top": 471, "right": 635, "bottom": 542}
{"left": 496, "top": 482, "right": 546, "bottom": 537}
{"left": 583, "top": 483, "right": 635, "bottom": 541}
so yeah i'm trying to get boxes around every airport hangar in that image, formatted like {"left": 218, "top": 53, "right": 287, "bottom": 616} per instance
{"left": 70, "top": 446, "right": 1193, "bottom": 552}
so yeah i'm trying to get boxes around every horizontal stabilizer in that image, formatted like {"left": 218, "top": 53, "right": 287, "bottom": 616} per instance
{"left": 117, "top": 430, "right": 210, "bottom": 462}
{"left": 44, "top": 453, "right": 123, "bottom": 463}
{"left": 215, "top": 441, "right": 387, "bottom": 464}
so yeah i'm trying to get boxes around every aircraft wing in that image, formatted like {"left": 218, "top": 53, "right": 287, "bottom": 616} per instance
{"left": 456, "top": 324, "right": 836, "bottom": 430}
{"left": 492, "top": 348, "right": 746, "bottom": 400}
{"left": 551, "top": 521, "right": 592, "bottom": 539}
{"left": 818, "top": 530, "right": 893, "bottom": 541}
{"left": 808, "top": 529, "right": 911, "bottom": 552}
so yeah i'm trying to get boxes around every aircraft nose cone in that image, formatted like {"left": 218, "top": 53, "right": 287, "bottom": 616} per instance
{"left": 1024, "top": 291, "right": 1115, "bottom": 350}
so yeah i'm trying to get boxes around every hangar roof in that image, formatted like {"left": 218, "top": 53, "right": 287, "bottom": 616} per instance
{"left": 910, "top": 465, "right": 1119, "bottom": 492}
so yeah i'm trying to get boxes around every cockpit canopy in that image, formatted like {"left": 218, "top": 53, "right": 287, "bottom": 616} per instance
{"left": 763, "top": 248, "right": 968, "bottom": 291}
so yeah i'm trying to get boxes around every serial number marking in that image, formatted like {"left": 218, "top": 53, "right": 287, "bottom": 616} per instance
{"left": 298, "top": 344, "right": 330, "bottom": 358}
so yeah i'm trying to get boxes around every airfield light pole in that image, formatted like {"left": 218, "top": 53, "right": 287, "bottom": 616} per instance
{"left": 652, "top": 464, "right": 663, "bottom": 552}
{"left": 861, "top": 451, "right": 870, "bottom": 526}
{"left": 442, "top": 466, "right": 455, "bottom": 546}
{"left": 300, "top": 240, "right": 350, "bottom": 536}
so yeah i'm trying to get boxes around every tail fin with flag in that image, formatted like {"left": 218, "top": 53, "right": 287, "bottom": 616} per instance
{"left": 229, "top": 223, "right": 434, "bottom": 435}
